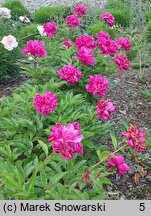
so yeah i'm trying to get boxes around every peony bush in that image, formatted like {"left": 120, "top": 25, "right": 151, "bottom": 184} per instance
{"left": 0, "top": 3, "right": 149, "bottom": 200}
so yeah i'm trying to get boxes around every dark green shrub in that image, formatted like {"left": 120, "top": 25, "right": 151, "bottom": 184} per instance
{"left": 87, "top": 22, "right": 116, "bottom": 39}
{"left": 147, "top": 20, "right": 151, "bottom": 42}
{"left": 19, "top": 24, "right": 39, "bottom": 42}
{"left": 106, "top": 0, "right": 130, "bottom": 10}
{"left": 3, "top": 0, "right": 30, "bottom": 19}
{"left": 108, "top": 9, "right": 130, "bottom": 27}
{"left": 146, "top": 10, "right": 151, "bottom": 22}
{"left": 33, "top": 6, "right": 71, "bottom": 24}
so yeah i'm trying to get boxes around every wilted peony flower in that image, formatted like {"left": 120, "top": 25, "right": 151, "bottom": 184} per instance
{"left": 48, "top": 122, "right": 83, "bottom": 160}
{"left": 34, "top": 92, "right": 58, "bottom": 117}
{"left": 57, "top": 63, "right": 82, "bottom": 83}
{"left": 121, "top": 125, "right": 147, "bottom": 153}
{"left": 86, "top": 74, "right": 110, "bottom": 98}
{"left": 107, "top": 154, "right": 129, "bottom": 176}
{"left": 96, "top": 99, "right": 115, "bottom": 119}
{"left": 73, "top": 4, "right": 87, "bottom": 17}
{"left": 37, "top": 25, "right": 47, "bottom": 36}
{"left": 1, "top": 35, "right": 18, "bottom": 51}
{"left": 75, "top": 34, "right": 96, "bottom": 50}
{"left": 65, "top": 15, "right": 80, "bottom": 30}
{"left": 100, "top": 12, "right": 115, "bottom": 28}
{"left": 83, "top": 170, "right": 91, "bottom": 183}
{"left": 62, "top": 39, "right": 73, "bottom": 48}
{"left": 115, "top": 55, "right": 130, "bottom": 76}
{"left": 0, "top": 7, "right": 11, "bottom": 19}
{"left": 77, "top": 47, "right": 96, "bottom": 66}
{"left": 116, "top": 38, "right": 132, "bottom": 52}
{"left": 43, "top": 22, "right": 58, "bottom": 38}
{"left": 22, "top": 40, "right": 47, "bottom": 58}
{"left": 19, "top": 16, "right": 30, "bottom": 23}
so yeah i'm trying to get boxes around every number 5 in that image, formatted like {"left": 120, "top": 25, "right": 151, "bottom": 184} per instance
{"left": 139, "top": 203, "right": 145, "bottom": 211}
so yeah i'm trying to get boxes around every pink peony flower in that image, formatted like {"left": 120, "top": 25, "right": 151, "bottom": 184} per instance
{"left": 57, "top": 63, "right": 82, "bottom": 83}
{"left": 48, "top": 122, "right": 83, "bottom": 160}
{"left": 121, "top": 125, "right": 147, "bottom": 153}
{"left": 115, "top": 55, "right": 130, "bottom": 76}
{"left": 107, "top": 154, "right": 129, "bottom": 176}
{"left": 97, "top": 36, "right": 118, "bottom": 57}
{"left": 75, "top": 34, "right": 96, "bottom": 50}
{"left": 86, "top": 74, "right": 110, "bottom": 98}
{"left": 100, "top": 12, "right": 115, "bottom": 28}
{"left": 96, "top": 99, "right": 115, "bottom": 119}
{"left": 62, "top": 39, "right": 73, "bottom": 48}
{"left": 116, "top": 38, "right": 132, "bottom": 52}
{"left": 95, "top": 31, "right": 111, "bottom": 40}
{"left": 43, "top": 22, "right": 58, "bottom": 38}
{"left": 77, "top": 47, "right": 96, "bottom": 66}
{"left": 66, "top": 15, "right": 80, "bottom": 30}
{"left": 34, "top": 92, "right": 58, "bottom": 117}
{"left": 22, "top": 40, "right": 47, "bottom": 58}
{"left": 73, "top": 4, "right": 87, "bottom": 17}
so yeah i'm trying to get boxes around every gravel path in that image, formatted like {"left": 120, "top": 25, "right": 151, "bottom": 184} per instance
{"left": 0, "top": 0, "right": 107, "bottom": 12}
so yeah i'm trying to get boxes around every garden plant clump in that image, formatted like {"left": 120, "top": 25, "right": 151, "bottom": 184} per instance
{"left": 0, "top": 0, "right": 151, "bottom": 200}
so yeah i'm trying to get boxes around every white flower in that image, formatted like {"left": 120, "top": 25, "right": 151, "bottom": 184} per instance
{"left": 37, "top": 25, "right": 46, "bottom": 36}
{"left": 0, "top": 7, "right": 11, "bottom": 19}
{"left": 19, "top": 16, "right": 30, "bottom": 23}
{"left": 1, "top": 35, "right": 18, "bottom": 51}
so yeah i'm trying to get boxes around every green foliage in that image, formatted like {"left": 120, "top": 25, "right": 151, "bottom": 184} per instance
{"left": 146, "top": 10, "right": 151, "bottom": 22}
{"left": 3, "top": 0, "right": 30, "bottom": 19}
{"left": 141, "top": 90, "right": 151, "bottom": 101}
{"left": 87, "top": 22, "right": 116, "bottom": 39}
{"left": 127, "top": 44, "right": 138, "bottom": 61}
{"left": 106, "top": 0, "right": 130, "bottom": 9}
{"left": 147, "top": 20, "right": 151, "bottom": 42}
{"left": 0, "top": 80, "right": 112, "bottom": 199}
{"left": 19, "top": 24, "right": 39, "bottom": 42}
{"left": 33, "top": 6, "right": 71, "bottom": 24}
